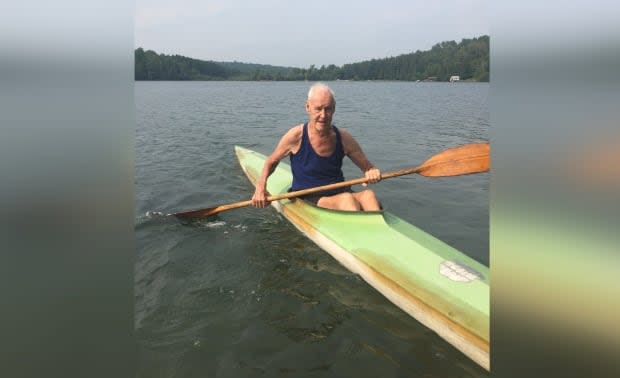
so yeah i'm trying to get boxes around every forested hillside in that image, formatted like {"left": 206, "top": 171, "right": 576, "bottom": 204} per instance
{"left": 135, "top": 35, "right": 488, "bottom": 82}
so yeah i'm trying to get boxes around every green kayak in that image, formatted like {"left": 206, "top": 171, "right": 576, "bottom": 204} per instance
{"left": 235, "top": 146, "right": 490, "bottom": 370}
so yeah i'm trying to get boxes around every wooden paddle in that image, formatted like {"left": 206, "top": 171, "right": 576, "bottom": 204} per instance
{"left": 173, "top": 143, "right": 489, "bottom": 219}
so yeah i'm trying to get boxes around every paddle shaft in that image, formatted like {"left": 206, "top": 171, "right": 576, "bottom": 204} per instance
{"left": 173, "top": 142, "right": 489, "bottom": 219}
{"left": 174, "top": 170, "right": 410, "bottom": 218}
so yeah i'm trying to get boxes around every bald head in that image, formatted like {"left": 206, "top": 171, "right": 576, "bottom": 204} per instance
{"left": 307, "top": 83, "right": 335, "bottom": 105}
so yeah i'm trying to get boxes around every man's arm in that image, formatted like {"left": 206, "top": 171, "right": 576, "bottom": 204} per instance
{"left": 340, "top": 129, "right": 381, "bottom": 184}
{"left": 252, "top": 125, "right": 303, "bottom": 208}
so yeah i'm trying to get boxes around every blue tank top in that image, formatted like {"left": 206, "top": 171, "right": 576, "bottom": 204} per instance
{"left": 290, "top": 123, "right": 348, "bottom": 196}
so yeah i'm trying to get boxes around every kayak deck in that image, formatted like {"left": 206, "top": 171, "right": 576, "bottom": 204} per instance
{"left": 234, "top": 145, "right": 490, "bottom": 370}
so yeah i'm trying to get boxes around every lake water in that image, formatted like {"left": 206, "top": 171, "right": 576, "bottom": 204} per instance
{"left": 135, "top": 81, "right": 489, "bottom": 377}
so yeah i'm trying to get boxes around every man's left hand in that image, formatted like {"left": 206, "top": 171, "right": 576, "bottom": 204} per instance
{"left": 365, "top": 167, "right": 381, "bottom": 184}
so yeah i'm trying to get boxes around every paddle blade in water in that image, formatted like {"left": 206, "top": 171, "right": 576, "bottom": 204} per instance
{"left": 173, "top": 207, "right": 220, "bottom": 219}
{"left": 173, "top": 199, "right": 254, "bottom": 219}
{"left": 417, "top": 143, "right": 490, "bottom": 177}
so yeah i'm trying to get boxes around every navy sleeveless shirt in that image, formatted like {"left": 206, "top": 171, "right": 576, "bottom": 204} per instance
{"left": 290, "top": 123, "right": 349, "bottom": 196}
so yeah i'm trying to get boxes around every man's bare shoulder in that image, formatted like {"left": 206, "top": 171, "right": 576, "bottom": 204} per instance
{"left": 270, "top": 124, "right": 304, "bottom": 158}
{"left": 337, "top": 127, "right": 353, "bottom": 139}
{"left": 283, "top": 124, "right": 304, "bottom": 154}
{"left": 280, "top": 124, "right": 303, "bottom": 145}
{"left": 337, "top": 128, "right": 358, "bottom": 153}
{"left": 284, "top": 124, "right": 304, "bottom": 139}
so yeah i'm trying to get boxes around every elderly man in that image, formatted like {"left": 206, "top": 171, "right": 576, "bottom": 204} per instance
{"left": 252, "top": 83, "right": 381, "bottom": 211}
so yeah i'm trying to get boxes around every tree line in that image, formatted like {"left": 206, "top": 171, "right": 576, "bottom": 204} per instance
{"left": 135, "top": 35, "right": 488, "bottom": 82}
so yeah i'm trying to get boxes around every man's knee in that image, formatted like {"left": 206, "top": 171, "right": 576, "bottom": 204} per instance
{"left": 357, "top": 189, "right": 379, "bottom": 204}
{"left": 317, "top": 192, "right": 360, "bottom": 211}
{"left": 340, "top": 192, "right": 361, "bottom": 211}
{"left": 359, "top": 189, "right": 377, "bottom": 200}
{"left": 356, "top": 189, "right": 381, "bottom": 211}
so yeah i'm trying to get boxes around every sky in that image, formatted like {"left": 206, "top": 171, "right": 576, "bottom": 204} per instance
{"left": 135, "top": 0, "right": 488, "bottom": 68}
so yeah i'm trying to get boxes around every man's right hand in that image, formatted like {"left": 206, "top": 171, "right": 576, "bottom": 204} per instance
{"left": 252, "top": 186, "right": 270, "bottom": 208}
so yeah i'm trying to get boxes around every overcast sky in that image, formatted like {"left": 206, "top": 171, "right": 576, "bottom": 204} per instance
{"left": 135, "top": 0, "right": 488, "bottom": 68}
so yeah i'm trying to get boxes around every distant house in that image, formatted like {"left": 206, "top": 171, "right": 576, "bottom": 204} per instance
{"left": 449, "top": 75, "right": 460, "bottom": 82}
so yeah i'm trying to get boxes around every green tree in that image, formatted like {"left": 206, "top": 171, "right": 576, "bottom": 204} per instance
{"left": 134, "top": 35, "right": 489, "bottom": 82}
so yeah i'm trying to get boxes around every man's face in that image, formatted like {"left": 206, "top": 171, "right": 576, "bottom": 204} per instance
{"left": 306, "top": 90, "right": 335, "bottom": 128}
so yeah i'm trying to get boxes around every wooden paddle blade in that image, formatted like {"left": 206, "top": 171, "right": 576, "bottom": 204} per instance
{"left": 173, "top": 207, "right": 219, "bottom": 219}
{"left": 173, "top": 200, "right": 253, "bottom": 219}
{"left": 417, "top": 143, "right": 490, "bottom": 177}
